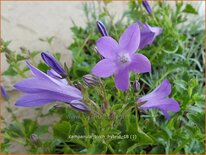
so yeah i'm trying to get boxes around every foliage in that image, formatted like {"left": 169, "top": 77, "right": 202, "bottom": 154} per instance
{"left": 1, "top": 1, "right": 205, "bottom": 154}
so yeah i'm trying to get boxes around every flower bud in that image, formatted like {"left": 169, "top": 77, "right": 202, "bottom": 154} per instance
{"left": 0, "top": 85, "right": 9, "bottom": 100}
{"left": 30, "top": 134, "right": 39, "bottom": 144}
{"left": 41, "top": 52, "right": 67, "bottom": 77}
{"left": 96, "top": 20, "right": 109, "bottom": 36}
{"left": 133, "top": 80, "right": 140, "bottom": 92}
{"left": 74, "top": 82, "right": 84, "bottom": 91}
{"left": 83, "top": 74, "right": 99, "bottom": 87}
{"left": 69, "top": 100, "right": 89, "bottom": 112}
{"left": 142, "top": 0, "right": 152, "bottom": 15}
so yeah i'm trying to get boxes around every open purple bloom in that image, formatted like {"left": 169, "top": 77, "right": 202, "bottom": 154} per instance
{"left": 138, "top": 21, "right": 162, "bottom": 49}
{"left": 1, "top": 85, "right": 9, "bottom": 100}
{"left": 41, "top": 52, "right": 67, "bottom": 77}
{"left": 96, "top": 20, "right": 109, "bottom": 36}
{"left": 14, "top": 61, "right": 88, "bottom": 112}
{"left": 92, "top": 23, "right": 151, "bottom": 91}
{"left": 142, "top": 0, "right": 152, "bottom": 15}
{"left": 137, "top": 80, "right": 180, "bottom": 119}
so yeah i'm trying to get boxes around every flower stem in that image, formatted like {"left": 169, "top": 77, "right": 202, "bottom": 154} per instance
{"left": 99, "top": 79, "right": 109, "bottom": 110}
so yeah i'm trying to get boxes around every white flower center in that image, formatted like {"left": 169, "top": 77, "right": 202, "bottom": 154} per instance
{"left": 118, "top": 53, "right": 131, "bottom": 65}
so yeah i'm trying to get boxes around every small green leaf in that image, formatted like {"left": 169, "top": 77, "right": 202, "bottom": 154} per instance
{"left": 16, "top": 54, "right": 27, "bottom": 61}
{"left": 183, "top": 4, "right": 198, "bottom": 14}
{"left": 37, "top": 62, "right": 50, "bottom": 72}
{"left": 3, "top": 65, "right": 17, "bottom": 76}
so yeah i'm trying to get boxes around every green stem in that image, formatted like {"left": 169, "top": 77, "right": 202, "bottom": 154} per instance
{"left": 14, "top": 64, "right": 27, "bottom": 78}
{"left": 99, "top": 79, "right": 109, "bottom": 110}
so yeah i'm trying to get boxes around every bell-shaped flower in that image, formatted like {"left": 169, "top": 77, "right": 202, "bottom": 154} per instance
{"left": 137, "top": 80, "right": 180, "bottom": 119}
{"left": 92, "top": 23, "right": 151, "bottom": 91}
{"left": 14, "top": 61, "right": 88, "bottom": 112}
{"left": 138, "top": 21, "right": 162, "bottom": 49}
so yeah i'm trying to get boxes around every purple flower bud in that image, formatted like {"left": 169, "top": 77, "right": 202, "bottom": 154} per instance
{"left": 74, "top": 82, "right": 84, "bottom": 91}
{"left": 1, "top": 85, "right": 9, "bottom": 100}
{"left": 41, "top": 52, "right": 67, "bottom": 77}
{"left": 96, "top": 20, "right": 109, "bottom": 36}
{"left": 70, "top": 100, "right": 89, "bottom": 112}
{"left": 133, "top": 80, "right": 140, "bottom": 92}
{"left": 142, "top": 0, "right": 152, "bottom": 15}
{"left": 83, "top": 74, "right": 99, "bottom": 87}
{"left": 30, "top": 134, "right": 39, "bottom": 144}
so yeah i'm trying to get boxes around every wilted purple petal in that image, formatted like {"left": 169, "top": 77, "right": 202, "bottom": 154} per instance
{"left": 128, "top": 54, "right": 151, "bottom": 73}
{"left": 142, "top": 0, "right": 152, "bottom": 14}
{"left": 114, "top": 68, "right": 129, "bottom": 91}
{"left": 96, "top": 36, "right": 119, "bottom": 59}
{"left": 119, "top": 23, "right": 140, "bottom": 53}
{"left": 92, "top": 59, "right": 117, "bottom": 78}
{"left": 70, "top": 100, "right": 89, "bottom": 112}
{"left": 96, "top": 20, "right": 108, "bottom": 36}
{"left": 41, "top": 52, "right": 67, "bottom": 76}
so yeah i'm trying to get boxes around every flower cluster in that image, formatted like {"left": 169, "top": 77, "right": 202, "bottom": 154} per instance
{"left": 14, "top": 15, "right": 180, "bottom": 119}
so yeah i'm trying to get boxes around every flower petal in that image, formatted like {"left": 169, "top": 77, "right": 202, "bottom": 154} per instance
{"left": 92, "top": 59, "right": 117, "bottom": 78}
{"left": 15, "top": 91, "right": 82, "bottom": 107}
{"left": 138, "top": 79, "right": 172, "bottom": 102}
{"left": 70, "top": 100, "right": 89, "bottom": 112}
{"left": 114, "top": 68, "right": 129, "bottom": 91}
{"left": 26, "top": 61, "right": 79, "bottom": 94}
{"left": 14, "top": 78, "right": 82, "bottom": 99}
{"left": 128, "top": 53, "right": 151, "bottom": 73}
{"left": 138, "top": 22, "right": 162, "bottom": 49}
{"left": 15, "top": 94, "right": 55, "bottom": 107}
{"left": 139, "top": 98, "right": 180, "bottom": 119}
{"left": 96, "top": 36, "right": 119, "bottom": 59}
{"left": 119, "top": 23, "right": 140, "bottom": 53}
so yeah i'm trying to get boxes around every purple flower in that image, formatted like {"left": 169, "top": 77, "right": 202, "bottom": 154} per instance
{"left": 41, "top": 52, "right": 67, "bottom": 77}
{"left": 137, "top": 80, "right": 180, "bottom": 119}
{"left": 138, "top": 21, "right": 162, "bottom": 49}
{"left": 47, "top": 69, "right": 68, "bottom": 84}
{"left": 14, "top": 61, "right": 88, "bottom": 112}
{"left": 142, "top": 0, "right": 152, "bottom": 15}
{"left": 96, "top": 20, "right": 109, "bottom": 36}
{"left": 92, "top": 23, "right": 151, "bottom": 91}
{"left": 1, "top": 85, "right": 9, "bottom": 100}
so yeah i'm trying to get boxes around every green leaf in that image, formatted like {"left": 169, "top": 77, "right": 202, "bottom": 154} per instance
{"left": 3, "top": 65, "right": 17, "bottom": 76}
{"left": 35, "top": 125, "right": 49, "bottom": 135}
{"left": 53, "top": 121, "right": 71, "bottom": 139}
{"left": 183, "top": 4, "right": 198, "bottom": 14}
{"left": 37, "top": 62, "right": 50, "bottom": 72}
{"left": 16, "top": 54, "right": 27, "bottom": 61}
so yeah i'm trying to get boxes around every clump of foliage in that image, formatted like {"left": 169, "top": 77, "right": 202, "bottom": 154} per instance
{"left": 1, "top": 1, "right": 205, "bottom": 154}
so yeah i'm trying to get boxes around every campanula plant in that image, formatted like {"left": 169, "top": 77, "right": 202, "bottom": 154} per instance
{"left": 1, "top": 1, "right": 205, "bottom": 154}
